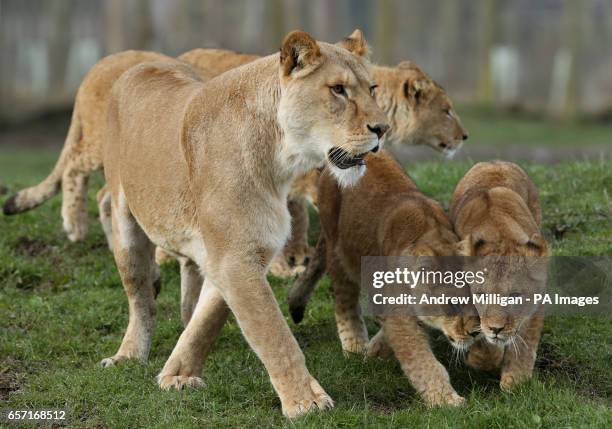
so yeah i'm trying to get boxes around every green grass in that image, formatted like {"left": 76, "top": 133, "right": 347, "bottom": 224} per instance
{"left": 457, "top": 104, "right": 612, "bottom": 147}
{"left": 1, "top": 147, "right": 611, "bottom": 428}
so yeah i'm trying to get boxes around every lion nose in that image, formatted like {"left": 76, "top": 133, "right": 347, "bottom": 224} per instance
{"left": 367, "top": 123, "right": 390, "bottom": 139}
{"left": 462, "top": 133, "right": 469, "bottom": 141}
{"left": 489, "top": 326, "right": 504, "bottom": 335}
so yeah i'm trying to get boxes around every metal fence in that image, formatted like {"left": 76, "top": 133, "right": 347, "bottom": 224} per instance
{"left": 2, "top": 0, "right": 612, "bottom": 121}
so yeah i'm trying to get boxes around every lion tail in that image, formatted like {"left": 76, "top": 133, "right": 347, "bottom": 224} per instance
{"left": 3, "top": 107, "right": 82, "bottom": 215}
{"left": 288, "top": 233, "right": 327, "bottom": 323}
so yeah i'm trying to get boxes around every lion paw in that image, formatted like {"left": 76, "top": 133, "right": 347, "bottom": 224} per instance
{"left": 64, "top": 219, "right": 88, "bottom": 242}
{"left": 500, "top": 371, "right": 530, "bottom": 391}
{"left": 341, "top": 337, "right": 368, "bottom": 356}
{"left": 269, "top": 257, "right": 304, "bottom": 279}
{"left": 100, "top": 358, "right": 117, "bottom": 368}
{"left": 366, "top": 332, "right": 394, "bottom": 359}
{"left": 100, "top": 355, "right": 131, "bottom": 368}
{"left": 281, "top": 378, "right": 334, "bottom": 419}
{"left": 424, "top": 390, "right": 465, "bottom": 407}
{"left": 157, "top": 374, "right": 204, "bottom": 391}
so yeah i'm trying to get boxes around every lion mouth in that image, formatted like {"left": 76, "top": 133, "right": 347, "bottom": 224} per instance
{"left": 486, "top": 335, "right": 510, "bottom": 346}
{"left": 327, "top": 146, "right": 377, "bottom": 169}
{"left": 436, "top": 141, "right": 462, "bottom": 159}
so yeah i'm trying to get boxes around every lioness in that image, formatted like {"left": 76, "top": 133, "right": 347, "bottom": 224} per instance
{"left": 3, "top": 39, "right": 467, "bottom": 278}
{"left": 268, "top": 56, "right": 469, "bottom": 277}
{"left": 1, "top": 49, "right": 256, "bottom": 242}
{"left": 450, "top": 161, "right": 549, "bottom": 390}
{"left": 303, "top": 150, "right": 479, "bottom": 406}
{"left": 102, "top": 31, "right": 388, "bottom": 417}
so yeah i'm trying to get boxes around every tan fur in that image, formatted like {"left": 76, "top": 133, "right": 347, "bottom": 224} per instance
{"left": 370, "top": 61, "right": 468, "bottom": 154}
{"left": 310, "top": 150, "right": 479, "bottom": 406}
{"left": 450, "top": 161, "right": 549, "bottom": 390}
{"left": 268, "top": 168, "right": 321, "bottom": 277}
{"left": 2, "top": 50, "right": 172, "bottom": 240}
{"left": 4, "top": 44, "right": 467, "bottom": 279}
{"left": 272, "top": 58, "right": 469, "bottom": 277}
{"left": 101, "top": 31, "right": 388, "bottom": 418}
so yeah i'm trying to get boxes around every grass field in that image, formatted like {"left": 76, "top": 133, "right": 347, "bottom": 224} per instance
{"left": 1, "top": 142, "right": 611, "bottom": 428}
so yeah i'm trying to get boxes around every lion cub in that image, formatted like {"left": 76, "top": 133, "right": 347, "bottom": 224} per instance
{"left": 450, "top": 161, "right": 550, "bottom": 390}
{"left": 313, "top": 150, "right": 479, "bottom": 406}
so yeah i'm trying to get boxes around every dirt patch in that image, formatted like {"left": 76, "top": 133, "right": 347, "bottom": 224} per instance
{"left": 537, "top": 342, "right": 581, "bottom": 378}
{"left": 14, "top": 236, "right": 54, "bottom": 258}
{"left": 536, "top": 342, "right": 608, "bottom": 400}
{"left": 367, "top": 400, "right": 404, "bottom": 414}
{"left": 0, "top": 371, "right": 20, "bottom": 400}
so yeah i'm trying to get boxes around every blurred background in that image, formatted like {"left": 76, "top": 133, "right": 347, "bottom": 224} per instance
{"left": 1, "top": 0, "right": 611, "bottom": 161}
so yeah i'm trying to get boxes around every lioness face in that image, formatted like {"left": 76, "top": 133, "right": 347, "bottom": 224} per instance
{"left": 406, "top": 244, "right": 481, "bottom": 351}
{"left": 421, "top": 312, "right": 481, "bottom": 352}
{"left": 387, "top": 63, "right": 468, "bottom": 158}
{"left": 461, "top": 237, "right": 549, "bottom": 346}
{"left": 278, "top": 31, "right": 389, "bottom": 188}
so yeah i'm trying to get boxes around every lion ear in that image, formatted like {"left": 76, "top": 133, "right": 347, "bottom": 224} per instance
{"left": 280, "top": 30, "right": 322, "bottom": 77}
{"left": 397, "top": 61, "right": 420, "bottom": 72}
{"left": 403, "top": 79, "right": 424, "bottom": 106}
{"left": 336, "top": 29, "right": 370, "bottom": 58}
{"left": 526, "top": 234, "right": 550, "bottom": 256}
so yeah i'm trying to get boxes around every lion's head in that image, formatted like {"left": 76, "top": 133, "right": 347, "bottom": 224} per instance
{"left": 372, "top": 61, "right": 468, "bottom": 157}
{"left": 455, "top": 191, "right": 550, "bottom": 345}
{"left": 277, "top": 30, "right": 389, "bottom": 188}
{"left": 389, "top": 200, "right": 481, "bottom": 351}
{"left": 406, "top": 250, "right": 482, "bottom": 352}
{"left": 458, "top": 227, "right": 550, "bottom": 347}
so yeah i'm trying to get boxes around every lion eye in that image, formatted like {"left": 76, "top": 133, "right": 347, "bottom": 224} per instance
{"left": 369, "top": 85, "right": 378, "bottom": 97}
{"left": 443, "top": 108, "right": 452, "bottom": 117}
{"left": 331, "top": 84, "right": 346, "bottom": 96}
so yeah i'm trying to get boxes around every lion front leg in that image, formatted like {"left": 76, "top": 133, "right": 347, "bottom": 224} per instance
{"left": 465, "top": 338, "right": 505, "bottom": 372}
{"left": 500, "top": 314, "right": 544, "bottom": 390}
{"left": 382, "top": 315, "right": 465, "bottom": 407}
{"left": 157, "top": 278, "right": 229, "bottom": 390}
{"left": 206, "top": 255, "right": 333, "bottom": 418}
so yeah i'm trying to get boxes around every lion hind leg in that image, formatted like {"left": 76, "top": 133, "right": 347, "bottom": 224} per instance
{"left": 101, "top": 187, "right": 156, "bottom": 367}
{"left": 179, "top": 257, "right": 203, "bottom": 326}
{"left": 330, "top": 264, "right": 368, "bottom": 355}
{"left": 96, "top": 184, "right": 113, "bottom": 249}
{"left": 61, "top": 166, "right": 90, "bottom": 242}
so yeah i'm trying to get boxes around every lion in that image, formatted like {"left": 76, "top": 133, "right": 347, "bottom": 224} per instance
{"left": 2, "top": 50, "right": 172, "bottom": 241}
{"left": 101, "top": 30, "right": 389, "bottom": 418}
{"left": 1, "top": 48, "right": 256, "bottom": 241}
{"left": 270, "top": 56, "right": 470, "bottom": 277}
{"left": 450, "top": 161, "right": 550, "bottom": 390}
{"left": 3, "top": 37, "right": 467, "bottom": 280}
{"left": 287, "top": 61, "right": 469, "bottom": 318}
{"left": 297, "top": 150, "right": 479, "bottom": 406}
